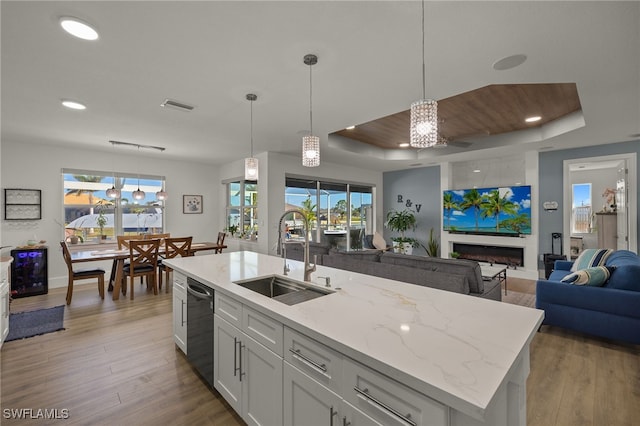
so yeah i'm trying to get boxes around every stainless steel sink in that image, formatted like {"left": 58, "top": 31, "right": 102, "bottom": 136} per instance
{"left": 233, "top": 275, "right": 334, "bottom": 305}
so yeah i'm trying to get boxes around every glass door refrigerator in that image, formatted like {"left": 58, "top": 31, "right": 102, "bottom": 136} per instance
{"left": 10, "top": 247, "right": 48, "bottom": 298}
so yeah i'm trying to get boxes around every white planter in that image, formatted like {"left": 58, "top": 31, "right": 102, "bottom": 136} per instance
{"left": 392, "top": 241, "right": 413, "bottom": 255}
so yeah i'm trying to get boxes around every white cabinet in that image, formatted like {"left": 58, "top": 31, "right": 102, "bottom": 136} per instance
{"left": 213, "top": 293, "right": 283, "bottom": 426}
{"left": 596, "top": 212, "right": 617, "bottom": 249}
{"left": 1, "top": 258, "right": 12, "bottom": 348}
{"left": 172, "top": 272, "right": 187, "bottom": 353}
{"left": 284, "top": 327, "right": 447, "bottom": 426}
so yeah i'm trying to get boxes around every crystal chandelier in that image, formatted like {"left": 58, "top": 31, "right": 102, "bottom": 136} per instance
{"left": 302, "top": 54, "right": 320, "bottom": 167}
{"left": 410, "top": 0, "right": 438, "bottom": 148}
{"left": 244, "top": 94, "right": 259, "bottom": 180}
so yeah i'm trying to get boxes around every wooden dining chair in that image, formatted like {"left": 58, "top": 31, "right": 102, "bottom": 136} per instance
{"left": 215, "top": 232, "right": 226, "bottom": 254}
{"left": 60, "top": 241, "right": 106, "bottom": 305}
{"left": 143, "top": 233, "right": 170, "bottom": 247}
{"left": 122, "top": 239, "right": 161, "bottom": 300}
{"left": 109, "top": 235, "right": 146, "bottom": 287}
{"left": 159, "top": 236, "right": 193, "bottom": 292}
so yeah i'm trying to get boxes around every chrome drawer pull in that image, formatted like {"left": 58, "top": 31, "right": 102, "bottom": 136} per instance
{"left": 289, "top": 348, "right": 327, "bottom": 373}
{"left": 354, "top": 386, "right": 417, "bottom": 426}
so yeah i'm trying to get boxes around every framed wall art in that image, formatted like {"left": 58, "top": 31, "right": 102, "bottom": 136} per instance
{"left": 183, "top": 195, "right": 203, "bottom": 214}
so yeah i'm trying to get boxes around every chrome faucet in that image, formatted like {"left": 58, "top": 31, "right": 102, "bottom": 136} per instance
{"left": 277, "top": 209, "right": 316, "bottom": 282}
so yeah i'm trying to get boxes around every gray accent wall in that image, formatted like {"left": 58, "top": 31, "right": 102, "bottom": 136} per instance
{"left": 383, "top": 166, "right": 441, "bottom": 256}
{"left": 538, "top": 140, "right": 640, "bottom": 255}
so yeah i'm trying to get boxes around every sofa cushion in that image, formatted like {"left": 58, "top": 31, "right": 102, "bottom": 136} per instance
{"left": 571, "top": 248, "right": 613, "bottom": 271}
{"left": 372, "top": 232, "right": 387, "bottom": 250}
{"left": 327, "top": 249, "right": 382, "bottom": 263}
{"left": 380, "top": 253, "right": 484, "bottom": 294}
{"left": 606, "top": 264, "right": 640, "bottom": 291}
{"left": 561, "top": 266, "right": 613, "bottom": 286}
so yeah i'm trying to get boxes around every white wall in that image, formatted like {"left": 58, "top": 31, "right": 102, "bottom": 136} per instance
{"left": 1, "top": 140, "right": 219, "bottom": 289}
{"left": 218, "top": 151, "right": 384, "bottom": 257}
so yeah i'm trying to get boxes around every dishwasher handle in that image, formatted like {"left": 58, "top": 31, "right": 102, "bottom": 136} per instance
{"left": 187, "top": 282, "right": 213, "bottom": 300}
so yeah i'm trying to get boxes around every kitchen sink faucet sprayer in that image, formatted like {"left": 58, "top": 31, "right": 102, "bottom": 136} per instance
{"left": 277, "top": 209, "right": 316, "bottom": 282}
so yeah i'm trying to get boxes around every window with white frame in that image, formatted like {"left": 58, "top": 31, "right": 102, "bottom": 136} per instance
{"left": 225, "top": 180, "right": 258, "bottom": 240}
{"left": 62, "top": 169, "right": 166, "bottom": 242}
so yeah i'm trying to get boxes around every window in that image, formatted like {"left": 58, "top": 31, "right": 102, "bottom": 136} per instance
{"left": 285, "top": 177, "right": 374, "bottom": 249}
{"left": 63, "top": 169, "right": 166, "bottom": 242}
{"left": 572, "top": 183, "right": 592, "bottom": 233}
{"left": 226, "top": 180, "right": 258, "bottom": 240}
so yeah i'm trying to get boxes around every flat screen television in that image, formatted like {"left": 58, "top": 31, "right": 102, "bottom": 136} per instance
{"left": 443, "top": 185, "right": 532, "bottom": 236}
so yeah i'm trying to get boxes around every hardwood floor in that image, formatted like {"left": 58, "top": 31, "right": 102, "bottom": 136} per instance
{"left": 1, "top": 279, "right": 638, "bottom": 425}
{"left": 0, "top": 282, "right": 244, "bottom": 425}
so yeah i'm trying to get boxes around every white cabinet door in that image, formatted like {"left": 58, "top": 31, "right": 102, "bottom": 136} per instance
{"left": 284, "top": 362, "right": 342, "bottom": 426}
{"left": 341, "top": 400, "right": 385, "bottom": 426}
{"left": 172, "top": 274, "right": 187, "bottom": 353}
{"left": 0, "top": 279, "right": 9, "bottom": 347}
{"left": 242, "top": 334, "right": 283, "bottom": 426}
{"left": 214, "top": 314, "right": 243, "bottom": 415}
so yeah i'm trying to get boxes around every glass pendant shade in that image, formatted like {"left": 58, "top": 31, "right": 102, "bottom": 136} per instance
{"left": 106, "top": 185, "right": 120, "bottom": 199}
{"left": 410, "top": 99, "right": 438, "bottom": 148}
{"left": 133, "top": 181, "right": 145, "bottom": 200}
{"left": 302, "top": 135, "right": 320, "bottom": 167}
{"left": 245, "top": 157, "right": 259, "bottom": 180}
{"left": 155, "top": 188, "right": 168, "bottom": 200}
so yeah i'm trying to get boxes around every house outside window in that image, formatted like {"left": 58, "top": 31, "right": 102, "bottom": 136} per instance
{"left": 63, "top": 169, "right": 165, "bottom": 242}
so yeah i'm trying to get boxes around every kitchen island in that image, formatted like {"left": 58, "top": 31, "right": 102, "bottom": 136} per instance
{"left": 166, "top": 251, "right": 543, "bottom": 426}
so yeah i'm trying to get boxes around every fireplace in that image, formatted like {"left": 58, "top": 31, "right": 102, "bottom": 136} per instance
{"left": 453, "top": 243, "right": 524, "bottom": 267}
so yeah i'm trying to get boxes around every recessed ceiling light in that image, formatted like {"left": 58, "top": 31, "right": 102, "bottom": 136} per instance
{"left": 398, "top": 143, "right": 410, "bottom": 148}
{"left": 525, "top": 116, "right": 542, "bottom": 123}
{"left": 345, "top": 125, "right": 355, "bottom": 130}
{"left": 473, "top": 169, "right": 481, "bottom": 173}
{"left": 492, "top": 54, "right": 527, "bottom": 71}
{"left": 59, "top": 17, "right": 99, "bottom": 41}
{"left": 61, "top": 99, "right": 86, "bottom": 110}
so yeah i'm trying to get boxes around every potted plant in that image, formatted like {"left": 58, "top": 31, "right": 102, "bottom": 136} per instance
{"left": 425, "top": 227, "right": 440, "bottom": 257}
{"left": 95, "top": 200, "right": 112, "bottom": 242}
{"left": 385, "top": 209, "right": 418, "bottom": 255}
{"left": 227, "top": 224, "right": 239, "bottom": 238}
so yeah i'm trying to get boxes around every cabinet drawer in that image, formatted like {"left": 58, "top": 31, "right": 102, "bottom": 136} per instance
{"left": 343, "top": 358, "right": 448, "bottom": 426}
{"left": 284, "top": 327, "right": 343, "bottom": 395}
{"left": 173, "top": 272, "right": 186, "bottom": 293}
{"left": 242, "top": 305, "right": 283, "bottom": 356}
{"left": 215, "top": 292, "right": 242, "bottom": 328}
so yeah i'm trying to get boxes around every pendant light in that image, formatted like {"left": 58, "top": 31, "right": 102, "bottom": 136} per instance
{"left": 132, "top": 146, "right": 145, "bottom": 201}
{"left": 302, "top": 54, "right": 319, "bottom": 167}
{"left": 410, "top": 0, "right": 438, "bottom": 148}
{"left": 106, "top": 141, "right": 120, "bottom": 198}
{"left": 155, "top": 152, "right": 168, "bottom": 200}
{"left": 244, "top": 93, "right": 259, "bottom": 180}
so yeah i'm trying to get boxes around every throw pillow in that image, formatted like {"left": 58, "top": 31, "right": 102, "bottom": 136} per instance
{"left": 570, "top": 248, "right": 613, "bottom": 272}
{"left": 372, "top": 232, "right": 387, "bottom": 250}
{"left": 561, "top": 266, "right": 613, "bottom": 286}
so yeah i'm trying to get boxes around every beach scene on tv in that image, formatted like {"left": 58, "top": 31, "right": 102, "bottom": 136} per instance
{"left": 443, "top": 185, "right": 532, "bottom": 235}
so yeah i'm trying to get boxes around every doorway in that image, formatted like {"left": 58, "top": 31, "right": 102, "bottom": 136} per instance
{"left": 563, "top": 153, "right": 637, "bottom": 255}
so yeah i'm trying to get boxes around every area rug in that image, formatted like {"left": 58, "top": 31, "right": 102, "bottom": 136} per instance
{"left": 6, "top": 305, "right": 65, "bottom": 342}
{"left": 502, "top": 291, "right": 536, "bottom": 308}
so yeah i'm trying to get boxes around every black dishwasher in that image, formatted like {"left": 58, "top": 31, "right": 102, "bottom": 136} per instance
{"left": 186, "top": 277, "right": 214, "bottom": 388}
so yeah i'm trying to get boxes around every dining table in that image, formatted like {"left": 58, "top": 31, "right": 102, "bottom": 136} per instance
{"left": 69, "top": 241, "right": 227, "bottom": 300}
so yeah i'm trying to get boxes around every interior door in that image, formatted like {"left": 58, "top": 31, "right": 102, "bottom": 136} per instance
{"left": 616, "top": 164, "right": 628, "bottom": 250}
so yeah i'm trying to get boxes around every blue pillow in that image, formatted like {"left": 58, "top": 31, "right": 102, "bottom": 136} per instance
{"left": 561, "top": 266, "right": 614, "bottom": 286}
{"left": 606, "top": 264, "right": 640, "bottom": 291}
{"left": 571, "top": 248, "right": 613, "bottom": 272}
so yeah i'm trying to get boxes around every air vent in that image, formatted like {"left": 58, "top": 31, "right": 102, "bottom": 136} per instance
{"left": 160, "top": 98, "right": 194, "bottom": 111}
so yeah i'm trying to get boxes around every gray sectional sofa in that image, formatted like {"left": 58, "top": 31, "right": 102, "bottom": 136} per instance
{"left": 286, "top": 243, "right": 502, "bottom": 301}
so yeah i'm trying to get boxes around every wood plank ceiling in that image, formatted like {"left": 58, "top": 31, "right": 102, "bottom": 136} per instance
{"left": 332, "top": 83, "right": 582, "bottom": 149}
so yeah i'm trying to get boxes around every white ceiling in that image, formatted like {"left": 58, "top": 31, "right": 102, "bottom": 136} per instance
{"left": 2, "top": 1, "right": 639, "bottom": 172}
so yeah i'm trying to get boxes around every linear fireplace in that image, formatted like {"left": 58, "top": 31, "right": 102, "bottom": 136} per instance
{"left": 453, "top": 243, "right": 524, "bottom": 267}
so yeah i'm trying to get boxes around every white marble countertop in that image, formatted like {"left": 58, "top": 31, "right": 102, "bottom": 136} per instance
{"left": 165, "top": 251, "right": 544, "bottom": 421}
